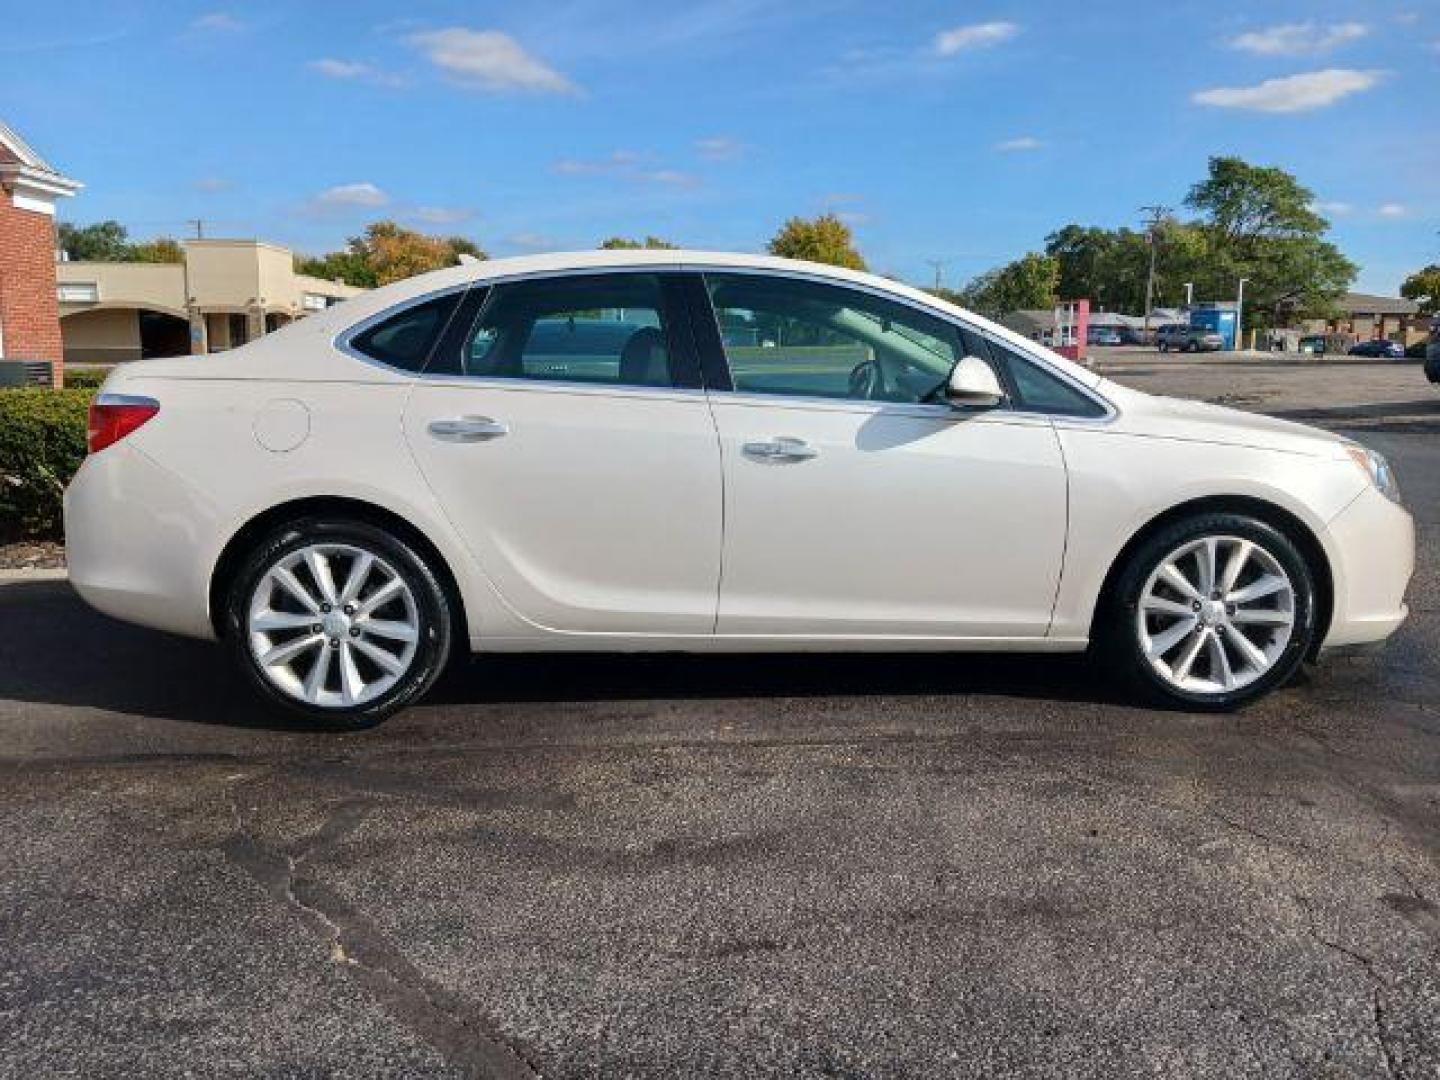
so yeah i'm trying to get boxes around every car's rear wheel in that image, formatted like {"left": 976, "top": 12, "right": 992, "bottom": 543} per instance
{"left": 224, "top": 519, "right": 453, "bottom": 728}
{"left": 1101, "top": 513, "right": 1317, "bottom": 710}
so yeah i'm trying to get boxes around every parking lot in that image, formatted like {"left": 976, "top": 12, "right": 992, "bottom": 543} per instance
{"left": 2, "top": 358, "right": 1437, "bottom": 1078}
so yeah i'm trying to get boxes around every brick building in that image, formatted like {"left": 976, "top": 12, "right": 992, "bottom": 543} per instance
{"left": 0, "top": 121, "right": 81, "bottom": 385}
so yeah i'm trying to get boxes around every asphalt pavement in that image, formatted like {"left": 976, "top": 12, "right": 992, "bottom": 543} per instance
{"left": 2, "top": 359, "right": 1438, "bottom": 1078}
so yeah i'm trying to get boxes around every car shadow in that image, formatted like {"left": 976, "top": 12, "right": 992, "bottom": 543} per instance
{"left": 0, "top": 580, "right": 1127, "bottom": 730}
{"left": 1267, "top": 398, "right": 1440, "bottom": 435}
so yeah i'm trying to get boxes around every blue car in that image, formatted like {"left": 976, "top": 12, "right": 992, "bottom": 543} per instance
{"left": 1086, "top": 325, "right": 1123, "bottom": 347}
{"left": 1348, "top": 338, "right": 1405, "bottom": 359}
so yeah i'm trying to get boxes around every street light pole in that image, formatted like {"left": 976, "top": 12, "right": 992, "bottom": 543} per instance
{"left": 1236, "top": 277, "right": 1249, "bottom": 352}
{"left": 1183, "top": 282, "right": 1193, "bottom": 307}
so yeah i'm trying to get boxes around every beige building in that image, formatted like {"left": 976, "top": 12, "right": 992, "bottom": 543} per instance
{"left": 57, "top": 239, "right": 364, "bottom": 363}
{"left": 1302, "top": 292, "right": 1426, "bottom": 347}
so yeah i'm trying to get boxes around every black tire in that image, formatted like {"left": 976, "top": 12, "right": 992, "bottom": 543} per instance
{"left": 223, "top": 518, "right": 454, "bottom": 729}
{"left": 1097, "top": 513, "right": 1317, "bottom": 711}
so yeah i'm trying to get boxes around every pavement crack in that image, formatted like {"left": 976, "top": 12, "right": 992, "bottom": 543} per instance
{"left": 219, "top": 783, "right": 539, "bottom": 1079}
{"left": 1294, "top": 893, "right": 1401, "bottom": 1079}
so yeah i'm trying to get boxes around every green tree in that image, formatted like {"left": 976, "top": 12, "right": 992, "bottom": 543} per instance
{"left": 57, "top": 220, "right": 132, "bottom": 261}
{"left": 1400, "top": 265, "right": 1440, "bottom": 315}
{"left": 959, "top": 252, "right": 1059, "bottom": 317}
{"left": 767, "top": 213, "right": 866, "bottom": 270}
{"left": 1185, "top": 156, "right": 1328, "bottom": 247}
{"left": 599, "top": 236, "right": 678, "bottom": 250}
{"left": 57, "top": 220, "right": 181, "bottom": 263}
{"left": 1041, "top": 158, "right": 1354, "bottom": 329}
{"left": 295, "top": 222, "right": 487, "bottom": 287}
{"left": 1184, "top": 156, "right": 1353, "bottom": 327}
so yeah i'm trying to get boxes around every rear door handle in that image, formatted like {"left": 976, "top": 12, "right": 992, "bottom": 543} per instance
{"left": 428, "top": 416, "right": 510, "bottom": 442}
{"left": 741, "top": 436, "right": 819, "bottom": 463}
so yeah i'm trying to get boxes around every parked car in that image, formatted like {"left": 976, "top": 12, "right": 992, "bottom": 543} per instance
{"left": 1087, "top": 325, "right": 1124, "bottom": 347}
{"left": 1158, "top": 324, "right": 1225, "bottom": 352}
{"left": 1348, "top": 338, "right": 1405, "bottom": 359}
{"left": 65, "top": 250, "right": 1414, "bottom": 725}
{"left": 1427, "top": 322, "right": 1440, "bottom": 384}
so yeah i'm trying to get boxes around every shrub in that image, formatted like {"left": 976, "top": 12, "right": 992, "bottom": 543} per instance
{"left": 62, "top": 367, "right": 112, "bottom": 391}
{"left": 0, "top": 388, "right": 93, "bottom": 540}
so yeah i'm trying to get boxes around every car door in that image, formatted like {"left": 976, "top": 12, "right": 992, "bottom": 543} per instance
{"left": 692, "top": 270, "right": 1074, "bottom": 639}
{"left": 399, "top": 271, "right": 722, "bottom": 635}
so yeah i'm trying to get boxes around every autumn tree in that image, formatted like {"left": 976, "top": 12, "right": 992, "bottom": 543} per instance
{"left": 296, "top": 221, "right": 486, "bottom": 287}
{"left": 767, "top": 213, "right": 866, "bottom": 271}
{"left": 599, "top": 236, "right": 678, "bottom": 250}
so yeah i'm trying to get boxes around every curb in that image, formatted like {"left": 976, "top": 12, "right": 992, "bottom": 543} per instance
{"left": 0, "top": 568, "right": 68, "bottom": 583}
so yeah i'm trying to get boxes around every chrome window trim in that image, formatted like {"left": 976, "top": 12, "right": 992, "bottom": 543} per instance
{"left": 403, "top": 374, "right": 712, "bottom": 406}
{"left": 330, "top": 262, "right": 1118, "bottom": 424}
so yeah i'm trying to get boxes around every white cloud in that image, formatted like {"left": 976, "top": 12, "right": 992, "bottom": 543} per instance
{"left": 553, "top": 151, "right": 697, "bottom": 186}
{"left": 408, "top": 28, "right": 576, "bottom": 94}
{"left": 1192, "top": 69, "right": 1382, "bottom": 113}
{"left": 996, "top": 136, "right": 1043, "bottom": 152}
{"left": 1312, "top": 200, "right": 1352, "bottom": 216}
{"left": 507, "top": 232, "right": 556, "bottom": 251}
{"left": 1377, "top": 203, "right": 1408, "bottom": 218}
{"left": 308, "top": 58, "right": 404, "bottom": 87}
{"left": 314, "top": 182, "right": 389, "bottom": 208}
{"left": 1229, "top": 21, "right": 1369, "bottom": 55}
{"left": 191, "top": 12, "right": 243, "bottom": 33}
{"left": 408, "top": 206, "right": 476, "bottom": 225}
{"left": 695, "top": 136, "right": 745, "bottom": 162}
{"left": 934, "top": 21, "right": 1020, "bottom": 55}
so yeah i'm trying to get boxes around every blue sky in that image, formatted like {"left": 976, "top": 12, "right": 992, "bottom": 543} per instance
{"left": 5, "top": 0, "right": 1437, "bottom": 296}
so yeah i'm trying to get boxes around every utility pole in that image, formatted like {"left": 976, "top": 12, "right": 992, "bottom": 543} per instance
{"left": 1139, "top": 205, "right": 1171, "bottom": 336}
{"left": 1236, "top": 277, "right": 1249, "bottom": 352}
{"left": 1183, "top": 282, "right": 1194, "bottom": 307}
{"left": 925, "top": 259, "right": 947, "bottom": 291}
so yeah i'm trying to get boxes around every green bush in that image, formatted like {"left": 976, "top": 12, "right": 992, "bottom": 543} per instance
{"left": 62, "top": 367, "right": 112, "bottom": 390}
{"left": 0, "top": 388, "right": 93, "bottom": 540}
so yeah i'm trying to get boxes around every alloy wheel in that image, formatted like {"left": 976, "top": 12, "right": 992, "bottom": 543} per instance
{"left": 1136, "top": 535, "right": 1295, "bottom": 695}
{"left": 247, "top": 543, "right": 420, "bottom": 708}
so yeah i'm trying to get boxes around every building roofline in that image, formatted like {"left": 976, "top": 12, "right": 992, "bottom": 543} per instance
{"left": 0, "top": 119, "right": 81, "bottom": 194}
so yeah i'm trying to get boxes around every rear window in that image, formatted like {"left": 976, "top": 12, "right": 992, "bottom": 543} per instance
{"left": 348, "top": 291, "right": 464, "bottom": 372}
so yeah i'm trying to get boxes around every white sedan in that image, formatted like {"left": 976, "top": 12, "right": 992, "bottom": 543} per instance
{"left": 65, "top": 251, "right": 1413, "bottom": 726}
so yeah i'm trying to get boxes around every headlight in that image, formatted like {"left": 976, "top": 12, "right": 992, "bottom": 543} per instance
{"left": 1345, "top": 444, "right": 1402, "bottom": 505}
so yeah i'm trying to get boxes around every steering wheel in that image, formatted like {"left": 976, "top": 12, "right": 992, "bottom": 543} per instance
{"left": 848, "top": 360, "right": 883, "bottom": 400}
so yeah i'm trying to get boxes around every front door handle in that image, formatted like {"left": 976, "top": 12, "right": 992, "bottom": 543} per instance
{"left": 742, "top": 436, "right": 819, "bottom": 463}
{"left": 428, "top": 416, "right": 510, "bottom": 442}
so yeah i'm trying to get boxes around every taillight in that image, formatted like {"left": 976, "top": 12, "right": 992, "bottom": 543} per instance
{"left": 87, "top": 393, "right": 160, "bottom": 454}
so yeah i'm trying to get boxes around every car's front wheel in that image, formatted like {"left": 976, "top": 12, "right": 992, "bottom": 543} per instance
{"left": 1102, "top": 514, "right": 1317, "bottom": 710}
{"left": 224, "top": 519, "right": 454, "bottom": 728}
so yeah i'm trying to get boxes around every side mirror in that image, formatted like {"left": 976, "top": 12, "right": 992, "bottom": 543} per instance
{"left": 944, "top": 355, "right": 1005, "bottom": 409}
